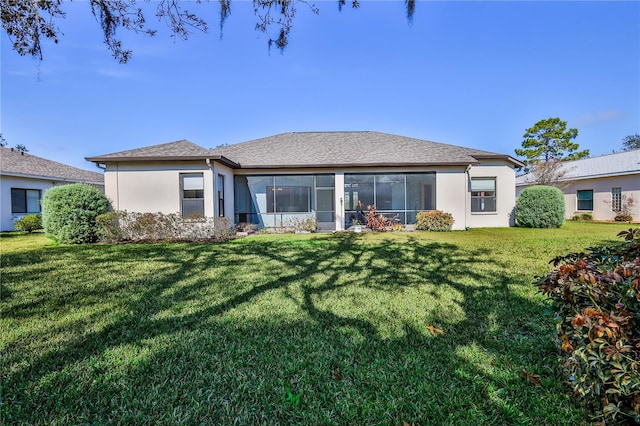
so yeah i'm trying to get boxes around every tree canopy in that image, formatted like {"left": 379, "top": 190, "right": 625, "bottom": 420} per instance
{"left": 515, "top": 117, "right": 588, "bottom": 167}
{"left": 515, "top": 117, "right": 589, "bottom": 187}
{"left": 0, "top": 133, "right": 28, "bottom": 152}
{"left": 622, "top": 134, "right": 640, "bottom": 151}
{"left": 1, "top": 0, "right": 416, "bottom": 64}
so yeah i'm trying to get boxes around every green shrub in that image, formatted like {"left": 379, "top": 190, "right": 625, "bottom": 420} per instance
{"left": 96, "top": 211, "right": 124, "bottom": 242}
{"left": 614, "top": 214, "right": 633, "bottom": 222}
{"left": 536, "top": 229, "right": 640, "bottom": 424}
{"left": 516, "top": 185, "right": 565, "bottom": 228}
{"left": 571, "top": 213, "right": 593, "bottom": 221}
{"left": 42, "top": 184, "right": 109, "bottom": 244}
{"left": 14, "top": 214, "right": 42, "bottom": 233}
{"left": 415, "top": 210, "right": 454, "bottom": 232}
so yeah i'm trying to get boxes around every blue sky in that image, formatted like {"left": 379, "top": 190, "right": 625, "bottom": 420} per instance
{"left": 1, "top": 1, "right": 639, "bottom": 171}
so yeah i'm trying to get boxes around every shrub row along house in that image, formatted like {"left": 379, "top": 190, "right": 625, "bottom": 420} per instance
{"left": 87, "top": 132, "right": 523, "bottom": 231}
{"left": 516, "top": 149, "right": 640, "bottom": 221}
{"left": 0, "top": 147, "right": 104, "bottom": 231}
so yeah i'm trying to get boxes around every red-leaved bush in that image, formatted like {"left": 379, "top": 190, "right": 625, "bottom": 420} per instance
{"left": 536, "top": 229, "right": 640, "bottom": 424}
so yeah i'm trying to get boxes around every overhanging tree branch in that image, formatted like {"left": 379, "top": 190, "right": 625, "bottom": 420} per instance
{"left": 1, "top": 0, "right": 417, "bottom": 63}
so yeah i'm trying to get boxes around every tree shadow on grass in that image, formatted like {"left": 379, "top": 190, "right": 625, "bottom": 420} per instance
{"left": 1, "top": 233, "right": 585, "bottom": 424}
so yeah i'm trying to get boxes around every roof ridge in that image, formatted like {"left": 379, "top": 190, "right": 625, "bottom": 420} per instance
{"left": 287, "top": 131, "right": 373, "bottom": 134}
{"left": 208, "top": 131, "right": 522, "bottom": 168}
{"left": 573, "top": 149, "right": 640, "bottom": 161}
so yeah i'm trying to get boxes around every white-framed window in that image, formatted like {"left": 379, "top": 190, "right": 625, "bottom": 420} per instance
{"left": 471, "top": 178, "right": 496, "bottom": 213}
{"left": 611, "top": 187, "right": 622, "bottom": 212}
{"left": 11, "top": 188, "right": 41, "bottom": 213}
{"left": 577, "top": 189, "right": 593, "bottom": 211}
{"left": 181, "top": 173, "right": 204, "bottom": 217}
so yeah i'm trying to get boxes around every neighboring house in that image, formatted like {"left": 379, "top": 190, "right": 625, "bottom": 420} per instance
{"left": 516, "top": 149, "right": 640, "bottom": 221}
{"left": 86, "top": 131, "right": 524, "bottom": 231}
{"left": 0, "top": 147, "right": 104, "bottom": 231}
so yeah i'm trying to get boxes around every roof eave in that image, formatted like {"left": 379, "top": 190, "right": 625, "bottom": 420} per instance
{"left": 234, "top": 161, "right": 478, "bottom": 169}
{"left": 0, "top": 170, "right": 104, "bottom": 185}
{"left": 85, "top": 155, "right": 240, "bottom": 169}
{"left": 516, "top": 169, "right": 640, "bottom": 186}
{"left": 472, "top": 154, "right": 525, "bottom": 168}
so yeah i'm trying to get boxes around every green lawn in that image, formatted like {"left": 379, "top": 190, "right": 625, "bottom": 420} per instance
{"left": 0, "top": 222, "right": 634, "bottom": 425}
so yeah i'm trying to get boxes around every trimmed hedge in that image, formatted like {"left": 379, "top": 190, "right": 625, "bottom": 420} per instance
{"left": 516, "top": 185, "right": 565, "bottom": 228}
{"left": 415, "top": 210, "right": 454, "bottom": 232}
{"left": 42, "top": 184, "right": 109, "bottom": 244}
{"left": 536, "top": 229, "right": 640, "bottom": 424}
{"left": 96, "top": 211, "right": 235, "bottom": 242}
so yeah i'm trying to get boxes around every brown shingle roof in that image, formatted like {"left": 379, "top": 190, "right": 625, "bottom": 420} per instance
{"left": 1, "top": 147, "right": 103, "bottom": 184}
{"left": 86, "top": 140, "right": 209, "bottom": 161}
{"left": 87, "top": 132, "right": 523, "bottom": 169}
{"left": 86, "top": 139, "right": 239, "bottom": 168}
{"left": 210, "top": 131, "right": 523, "bottom": 168}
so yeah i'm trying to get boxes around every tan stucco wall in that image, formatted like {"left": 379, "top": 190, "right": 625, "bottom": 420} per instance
{"left": 563, "top": 174, "right": 640, "bottom": 221}
{"left": 104, "top": 161, "right": 213, "bottom": 215}
{"left": 434, "top": 169, "right": 467, "bottom": 230}
{"left": 103, "top": 161, "right": 519, "bottom": 230}
{"left": 211, "top": 163, "right": 235, "bottom": 219}
{"left": 236, "top": 163, "right": 517, "bottom": 230}
{"left": 467, "top": 163, "right": 518, "bottom": 228}
{"left": 516, "top": 173, "right": 640, "bottom": 222}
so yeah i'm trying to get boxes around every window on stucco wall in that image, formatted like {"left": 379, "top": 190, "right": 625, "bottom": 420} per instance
{"left": 470, "top": 178, "right": 496, "bottom": 213}
{"left": 181, "top": 173, "right": 205, "bottom": 217}
{"left": 577, "top": 190, "right": 594, "bottom": 211}
{"left": 611, "top": 187, "right": 622, "bottom": 212}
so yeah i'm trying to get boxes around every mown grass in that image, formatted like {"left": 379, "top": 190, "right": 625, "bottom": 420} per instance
{"left": 0, "top": 222, "right": 634, "bottom": 425}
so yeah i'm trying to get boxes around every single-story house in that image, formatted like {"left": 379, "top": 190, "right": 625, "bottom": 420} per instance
{"left": 0, "top": 146, "right": 105, "bottom": 231}
{"left": 86, "top": 131, "right": 524, "bottom": 231}
{"left": 516, "top": 149, "right": 640, "bottom": 221}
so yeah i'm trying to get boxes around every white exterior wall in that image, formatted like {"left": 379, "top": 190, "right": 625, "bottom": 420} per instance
{"left": 563, "top": 174, "right": 640, "bottom": 221}
{"left": 0, "top": 175, "right": 105, "bottom": 231}
{"left": 467, "top": 163, "right": 518, "bottom": 228}
{"left": 0, "top": 176, "right": 55, "bottom": 231}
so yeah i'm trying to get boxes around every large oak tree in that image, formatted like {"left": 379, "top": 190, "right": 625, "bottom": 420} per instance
{"left": 1, "top": 0, "right": 416, "bottom": 64}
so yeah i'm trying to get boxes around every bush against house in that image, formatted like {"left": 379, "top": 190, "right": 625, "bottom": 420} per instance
{"left": 42, "top": 183, "right": 109, "bottom": 244}
{"left": 605, "top": 194, "right": 637, "bottom": 223}
{"left": 415, "top": 210, "right": 454, "bottom": 232}
{"left": 14, "top": 214, "right": 42, "bottom": 233}
{"left": 516, "top": 185, "right": 565, "bottom": 228}
{"left": 536, "top": 229, "right": 640, "bottom": 424}
{"left": 96, "top": 211, "right": 235, "bottom": 242}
